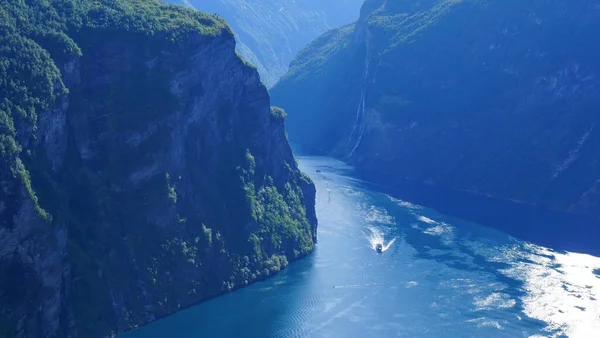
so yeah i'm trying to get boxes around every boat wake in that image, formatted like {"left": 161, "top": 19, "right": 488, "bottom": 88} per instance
{"left": 333, "top": 283, "right": 380, "bottom": 289}
{"left": 316, "top": 183, "right": 332, "bottom": 213}
{"left": 366, "top": 227, "right": 397, "bottom": 252}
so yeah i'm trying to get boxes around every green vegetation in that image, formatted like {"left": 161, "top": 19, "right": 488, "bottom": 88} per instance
{"left": 273, "top": 0, "right": 600, "bottom": 216}
{"left": 168, "top": 0, "right": 364, "bottom": 87}
{"left": 0, "top": 0, "right": 228, "bottom": 223}
{"left": 0, "top": 0, "right": 71, "bottom": 222}
{"left": 271, "top": 22, "right": 366, "bottom": 150}
{"left": 81, "top": 0, "right": 229, "bottom": 41}
{"left": 166, "top": 173, "right": 178, "bottom": 204}
{"left": 1, "top": 2, "right": 316, "bottom": 337}
{"left": 282, "top": 24, "right": 356, "bottom": 83}
{"left": 269, "top": 106, "right": 287, "bottom": 120}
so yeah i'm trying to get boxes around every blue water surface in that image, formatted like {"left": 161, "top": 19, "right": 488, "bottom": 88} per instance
{"left": 120, "top": 152, "right": 600, "bottom": 338}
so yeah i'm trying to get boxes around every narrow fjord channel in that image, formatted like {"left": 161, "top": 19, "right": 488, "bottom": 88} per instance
{"left": 120, "top": 147, "right": 600, "bottom": 338}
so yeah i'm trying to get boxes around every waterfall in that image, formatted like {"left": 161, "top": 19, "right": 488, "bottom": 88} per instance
{"left": 345, "top": 62, "right": 370, "bottom": 157}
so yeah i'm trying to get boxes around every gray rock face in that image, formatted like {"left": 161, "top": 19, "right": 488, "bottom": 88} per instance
{"left": 167, "top": 0, "right": 364, "bottom": 87}
{"left": 1, "top": 21, "right": 315, "bottom": 338}
{"left": 0, "top": 54, "right": 76, "bottom": 338}
{"left": 272, "top": 0, "right": 600, "bottom": 218}
{"left": 0, "top": 196, "right": 71, "bottom": 338}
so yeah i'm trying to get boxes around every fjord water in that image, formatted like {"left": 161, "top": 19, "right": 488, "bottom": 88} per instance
{"left": 120, "top": 151, "right": 600, "bottom": 338}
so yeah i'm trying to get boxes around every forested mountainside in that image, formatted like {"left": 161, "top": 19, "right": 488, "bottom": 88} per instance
{"left": 166, "top": 0, "right": 364, "bottom": 87}
{"left": 0, "top": 1, "right": 316, "bottom": 337}
{"left": 271, "top": 0, "right": 600, "bottom": 217}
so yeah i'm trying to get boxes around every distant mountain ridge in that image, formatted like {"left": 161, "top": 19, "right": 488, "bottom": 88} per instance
{"left": 166, "top": 0, "right": 364, "bottom": 87}
{"left": 271, "top": 0, "right": 600, "bottom": 218}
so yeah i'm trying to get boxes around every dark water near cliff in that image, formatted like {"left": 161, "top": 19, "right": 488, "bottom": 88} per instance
{"left": 120, "top": 151, "right": 600, "bottom": 338}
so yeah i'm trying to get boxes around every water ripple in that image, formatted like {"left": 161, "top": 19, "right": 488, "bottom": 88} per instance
{"left": 119, "top": 154, "right": 600, "bottom": 338}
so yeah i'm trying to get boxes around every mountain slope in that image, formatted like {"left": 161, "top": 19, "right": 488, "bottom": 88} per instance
{"left": 0, "top": 1, "right": 316, "bottom": 337}
{"left": 271, "top": 0, "right": 600, "bottom": 217}
{"left": 167, "top": 0, "right": 364, "bottom": 87}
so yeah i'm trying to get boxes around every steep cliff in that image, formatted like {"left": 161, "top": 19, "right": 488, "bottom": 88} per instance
{"left": 166, "top": 0, "right": 364, "bottom": 87}
{"left": 0, "top": 1, "right": 316, "bottom": 337}
{"left": 271, "top": 0, "right": 600, "bottom": 218}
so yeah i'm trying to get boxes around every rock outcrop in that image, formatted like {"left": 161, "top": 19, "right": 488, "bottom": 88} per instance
{"left": 272, "top": 0, "right": 600, "bottom": 218}
{"left": 166, "top": 0, "right": 364, "bottom": 87}
{"left": 0, "top": 1, "right": 316, "bottom": 337}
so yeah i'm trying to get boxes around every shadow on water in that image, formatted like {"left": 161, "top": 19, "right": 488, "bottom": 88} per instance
{"left": 119, "top": 253, "right": 318, "bottom": 338}
{"left": 375, "top": 196, "right": 556, "bottom": 334}
{"left": 292, "top": 142, "right": 600, "bottom": 256}
{"left": 259, "top": 253, "right": 320, "bottom": 338}
{"left": 120, "top": 143, "right": 598, "bottom": 338}
{"left": 293, "top": 143, "right": 600, "bottom": 334}
{"left": 359, "top": 172, "right": 600, "bottom": 257}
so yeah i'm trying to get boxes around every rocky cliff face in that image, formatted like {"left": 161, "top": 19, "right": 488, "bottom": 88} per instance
{"left": 166, "top": 0, "right": 364, "bottom": 87}
{"left": 0, "top": 1, "right": 316, "bottom": 337}
{"left": 272, "top": 0, "right": 600, "bottom": 218}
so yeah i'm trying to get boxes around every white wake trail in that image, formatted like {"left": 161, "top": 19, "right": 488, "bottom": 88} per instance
{"left": 366, "top": 227, "right": 397, "bottom": 252}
